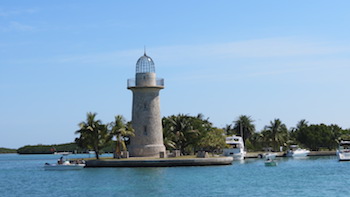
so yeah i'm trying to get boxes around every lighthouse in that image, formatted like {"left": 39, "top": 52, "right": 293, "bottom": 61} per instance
{"left": 127, "top": 52, "right": 166, "bottom": 157}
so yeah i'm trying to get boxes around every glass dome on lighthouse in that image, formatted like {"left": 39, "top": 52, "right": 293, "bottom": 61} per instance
{"left": 136, "top": 52, "right": 155, "bottom": 73}
{"left": 127, "top": 51, "right": 164, "bottom": 89}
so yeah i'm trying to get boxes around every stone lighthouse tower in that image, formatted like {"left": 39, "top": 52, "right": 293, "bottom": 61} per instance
{"left": 127, "top": 52, "right": 166, "bottom": 157}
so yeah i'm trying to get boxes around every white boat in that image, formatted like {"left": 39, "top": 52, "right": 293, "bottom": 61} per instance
{"left": 54, "top": 151, "right": 72, "bottom": 155}
{"left": 286, "top": 145, "right": 310, "bottom": 157}
{"left": 44, "top": 152, "right": 85, "bottom": 170}
{"left": 223, "top": 135, "right": 246, "bottom": 160}
{"left": 44, "top": 161, "right": 85, "bottom": 170}
{"left": 262, "top": 152, "right": 277, "bottom": 159}
{"left": 337, "top": 140, "right": 350, "bottom": 161}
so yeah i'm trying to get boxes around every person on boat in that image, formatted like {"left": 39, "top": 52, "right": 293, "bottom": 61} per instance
{"left": 57, "top": 156, "right": 64, "bottom": 164}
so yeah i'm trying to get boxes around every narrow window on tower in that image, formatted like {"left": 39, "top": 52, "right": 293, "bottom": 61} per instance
{"left": 143, "top": 103, "right": 147, "bottom": 111}
{"left": 143, "top": 126, "right": 147, "bottom": 136}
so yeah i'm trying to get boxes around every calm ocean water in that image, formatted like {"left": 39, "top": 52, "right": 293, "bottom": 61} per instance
{"left": 0, "top": 154, "right": 349, "bottom": 197}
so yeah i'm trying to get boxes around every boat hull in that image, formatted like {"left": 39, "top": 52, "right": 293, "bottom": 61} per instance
{"left": 223, "top": 149, "right": 246, "bottom": 160}
{"left": 265, "top": 161, "right": 277, "bottom": 166}
{"left": 286, "top": 149, "right": 310, "bottom": 157}
{"left": 337, "top": 151, "right": 350, "bottom": 161}
{"left": 44, "top": 164, "right": 85, "bottom": 170}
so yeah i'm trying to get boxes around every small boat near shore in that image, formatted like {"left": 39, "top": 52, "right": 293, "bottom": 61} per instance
{"left": 265, "top": 158, "right": 277, "bottom": 167}
{"left": 259, "top": 152, "right": 277, "bottom": 159}
{"left": 44, "top": 161, "right": 85, "bottom": 170}
{"left": 337, "top": 140, "right": 350, "bottom": 161}
{"left": 44, "top": 152, "right": 85, "bottom": 170}
{"left": 264, "top": 153, "right": 278, "bottom": 166}
{"left": 286, "top": 145, "right": 310, "bottom": 157}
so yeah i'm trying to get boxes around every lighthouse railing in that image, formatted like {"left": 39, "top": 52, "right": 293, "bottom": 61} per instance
{"left": 127, "top": 79, "right": 136, "bottom": 87}
{"left": 156, "top": 78, "right": 164, "bottom": 86}
{"left": 127, "top": 78, "right": 164, "bottom": 88}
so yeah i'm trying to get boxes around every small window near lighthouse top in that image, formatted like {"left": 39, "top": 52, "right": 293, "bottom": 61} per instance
{"left": 143, "top": 103, "right": 148, "bottom": 111}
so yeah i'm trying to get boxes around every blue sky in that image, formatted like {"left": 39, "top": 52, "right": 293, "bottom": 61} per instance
{"left": 1, "top": 1, "right": 350, "bottom": 148}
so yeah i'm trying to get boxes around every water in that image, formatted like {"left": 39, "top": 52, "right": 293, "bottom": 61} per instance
{"left": 1, "top": 154, "right": 350, "bottom": 197}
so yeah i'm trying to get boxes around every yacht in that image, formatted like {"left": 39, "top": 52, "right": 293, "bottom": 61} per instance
{"left": 286, "top": 145, "right": 310, "bottom": 157}
{"left": 337, "top": 140, "right": 350, "bottom": 161}
{"left": 223, "top": 135, "right": 246, "bottom": 160}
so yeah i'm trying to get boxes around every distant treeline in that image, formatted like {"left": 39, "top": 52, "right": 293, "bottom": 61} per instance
{"left": 16, "top": 142, "right": 116, "bottom": 154}
{"left": 0, "top": 147, "right": 17, "bottom": 153}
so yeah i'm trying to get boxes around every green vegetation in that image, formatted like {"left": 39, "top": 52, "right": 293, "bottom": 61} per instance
{"left": 162, "top": 114, "right": 226, "bottom": 155}
{"left": 17, "top": 142, "right": 116, "bottom": 154}
{"left": 243, "top": 118, "right": 350, "bottom": 151}
{"left": 110, "top": 115, "right": 134, "bottom": 158}
{"left": 232, "top": 115, "right": 256, "bottom": 144}
{"left": 74, "top": 112, "right": 134, "bottom": 159}
{"left": 15, "top": 113, "right": 350, "bottom": 156}
{"left": 262, "top": 119, "right": 289, "bottom": 151}
{"left": 0, "top": 147, "right": 17, "bottom": 153}
{"left": 18, "top": 143, "right": 82, "bottom": 154}
{"left": 290, "top": 121, "right": 350, "bottom": 151}
{"left": 75, "top": 112, "right": 113, "bottom": 159}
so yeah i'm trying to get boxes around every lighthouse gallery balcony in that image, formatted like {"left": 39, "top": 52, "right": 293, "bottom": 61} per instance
{"left": 127, "top": 78, "right": 164, "bottom": 88}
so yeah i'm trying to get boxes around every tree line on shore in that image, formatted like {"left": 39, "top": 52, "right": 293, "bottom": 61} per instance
{"left": 12, "top": 113, "right": 350, "bottom": 157}
{"left": 0, "top": 147, "right": 17, "bottom": 153}
{"left": 163, "top": 114, "right": 350, "bottom": 154}
{"left": 16, "top": 142, "right": 116, "bottom": 154}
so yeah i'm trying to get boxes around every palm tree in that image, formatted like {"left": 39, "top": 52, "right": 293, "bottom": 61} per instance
{"left": 248, "top": 132, "right": 265, "bottom": 151}
{"left": 163, "top": 114, "right": 200, "bottom": 155}
{"left": 289, "top": 119, "right": 309, "bottom": 145}
{"left": 162, "top": 118, "right": 176, "bottom": 150}
{"left": 110, "top": 115, "right": 134, "bottom": 159}
{"left": 75, "top": 112, "right": 112, "bottom": 159}
{"left": 223, "top": 124, "right": 235, "bottom": 136}
{"left": 263, "top": 119, "right": 288, "bottom": 151}
{"left": 296, "top": 119, "right": 308, "bottom": 130}
{"left": 233, "top": 115, "right": 255, "bottom": 144}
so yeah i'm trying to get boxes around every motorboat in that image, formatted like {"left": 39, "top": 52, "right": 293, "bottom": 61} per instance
{"left": 44, "top": 161, "right": 85, "bottom": 170}
{"left": 223, "top": 135, "right": 246, "bottom": 160}
{"left": 261, "top": 152, "right": 277, "bottom": 159}
{"left": 286, "top": 148, "right": 310, "bottom": 157}
{"left": 337, "top": 140, "right": 350, "bottom": 161}
{"left": 44, "top": 152, "right": 85, "bottom": 170}
{"left": 286, "top": 145, "right": 310, "bottom": 157}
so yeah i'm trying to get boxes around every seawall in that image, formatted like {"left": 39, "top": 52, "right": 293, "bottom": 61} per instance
{"left": 86, "top": 157, "right": 233, "bottom": 167}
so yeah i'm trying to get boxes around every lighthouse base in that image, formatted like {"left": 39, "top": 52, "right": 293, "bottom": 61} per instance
{"left": 128, "top": 144, "right": 166, "bottom": 158}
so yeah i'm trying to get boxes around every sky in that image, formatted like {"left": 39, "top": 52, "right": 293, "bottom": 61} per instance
{"left": 1, "top": 0, "right": 350, "bottom": 148}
